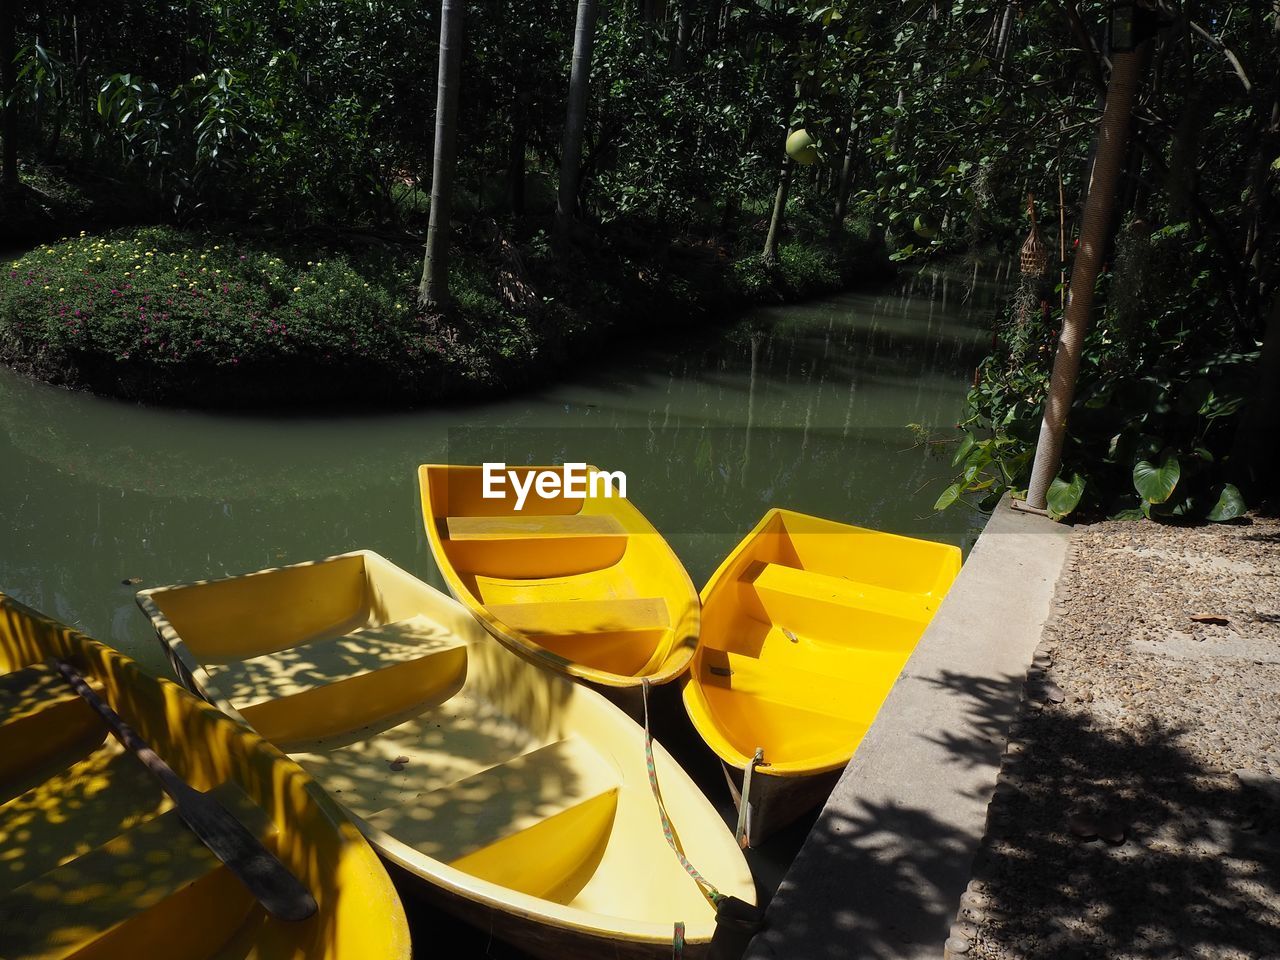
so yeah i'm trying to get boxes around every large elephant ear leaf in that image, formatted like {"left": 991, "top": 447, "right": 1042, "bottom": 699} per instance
{"left": 1046, "top": 473, "right": 1085, "bottom": 520}
{"left": 1133, "top": 453, "right": 1180, "bottom": 504}
{"left": 1205, "top": 483, "right": 1246, "bottom": 522}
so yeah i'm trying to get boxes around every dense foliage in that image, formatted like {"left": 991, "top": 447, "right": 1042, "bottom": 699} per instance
{"left": 0, "top": 1, "right": 1275, "bottom": 504}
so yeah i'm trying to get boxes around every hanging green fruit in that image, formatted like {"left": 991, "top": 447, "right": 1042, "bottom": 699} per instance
{"left": 786, "top": 129, "right": 818, "bottom": 165}
{"left": 914, "top": 213, "right": 940, "bottom": 239}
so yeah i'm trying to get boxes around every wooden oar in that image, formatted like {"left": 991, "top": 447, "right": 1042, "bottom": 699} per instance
{"left": 53, "top": 658, "right": 318, "bottom": 922}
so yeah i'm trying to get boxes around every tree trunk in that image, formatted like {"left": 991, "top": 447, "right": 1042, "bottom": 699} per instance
{"left": 761, "top": 159, "right": 792, "bottom": 265}
{"left": 1, "top": 0, "right": 19, "bottom": 189}
{"left": 831, "top": 115, "right": 856, "bottom": 237}
{"left": 419, "top": 0, "right": 465, "bottom": 308}
{"left": 994, "top": 2, "right": 1014, "bottom": 73}
{"left": 1025, "top": 45, "right": 1146, "bottom": 511}
{"left": 671, "top": 0, "right": 691, "bottom": 73}
{"left": 555, "top": 0, "right": 599, "bottom": 243}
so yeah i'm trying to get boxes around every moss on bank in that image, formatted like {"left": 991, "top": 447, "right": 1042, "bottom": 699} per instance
{"left": 0, "top": 220, "right": 888, "bottom": 407}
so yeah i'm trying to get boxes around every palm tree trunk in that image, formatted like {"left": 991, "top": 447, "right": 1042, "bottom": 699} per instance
{"left": 419, "top": 0, "right": 465, "bottom": 308}
{"left": 1, "top": 0, "right": 20, "bottom": 189}
{"left": 1025, "top": 45, "right": 1145, "bottom": 510}
{"left": 555, "top": 0, "right": 599, "bottom": 242}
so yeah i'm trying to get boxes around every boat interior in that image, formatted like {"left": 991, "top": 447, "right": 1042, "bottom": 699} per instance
{"left": 692, "top": 509, "right": 962, "bottom": 771}
{"left": 419, "top": 465, "right": 700, "bottom": 683}
{"left": 139, "top": 551, "right": 746, "bottom": 931}
{"left": 0, "top": 593, "right": 405, "bottom": 960}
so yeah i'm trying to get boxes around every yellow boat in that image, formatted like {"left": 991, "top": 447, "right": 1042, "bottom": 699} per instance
{"left": 137, "top": 550, "right": 756, "bottom": 959}
{"left": 417, "top": 464, "right": 701, "bottom": 693}
{"left": 0, "top": 592, "right": 410, "bottom": 960}
{"left": 683, "top": 509, "right": 962, "bottom": 845}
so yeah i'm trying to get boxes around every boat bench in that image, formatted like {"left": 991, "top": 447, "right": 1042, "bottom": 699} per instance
{"left": 362, "top": 736, "right": 619, "bottom": 898}
{"left": 443, "top": 514, "right": 628, "bottom": 579}
{"left": 745, "top": 562, "right": 936, "bottom": 652}
{"left": 206, "top": 615, "right": 468, "bottom": 744}
{"left": 0, "top": 662, "right": 105, "bottom": 789}
{"left": 0, "top": 782, "right": 274, "bottom": 960}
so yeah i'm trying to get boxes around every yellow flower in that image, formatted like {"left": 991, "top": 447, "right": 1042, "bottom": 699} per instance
{"left": 58, "top": 287, "right": 65, "bottom": 293}
{"left": 292, "top": 286, "right": 301, "bottom": 292}
{"left": 395, "top": 302, "right": 403, "bottom": 309}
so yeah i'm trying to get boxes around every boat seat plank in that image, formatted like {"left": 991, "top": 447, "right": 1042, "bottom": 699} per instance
{"left": 750, "top": 563, "right": 936, "bottom": 621}
{"left": 444, "top": 514, "right": 626, "bottom": 541}
{"left": 0, "top": 782, "right": 274, "bottom": 960}
{"left": 0, "top": 662, "right": 107, "bottom": 791}
{"left": 0, "top": 662, "right": 79, "bottom": 720}
{"left": 207, "top": 615, "right": 466, "bottom": 709}
{"left": 486, "top": 597, "right": 669, "bottom": 637}
{"left": 361, "top": 736, "right": 619, "bottom": 865}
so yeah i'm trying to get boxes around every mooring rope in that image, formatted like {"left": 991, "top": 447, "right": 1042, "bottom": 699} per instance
{"left": 734, "top": 747, "right": 766, "bottom": 848}
{"left": 641, "top": 678, "right": 724, "bottom": 911}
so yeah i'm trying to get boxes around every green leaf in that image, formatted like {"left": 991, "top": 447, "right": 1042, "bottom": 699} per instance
{"left": 1133, "top": 453, "right": 1181, "bottom": 504}
{"left": 933, "top": 483, "right": 961, "bottom": 511}
{"left": 951, "top": 433, "right": 976, "bottom": 467}
{"left": 1206, "top": 483, "right": 1246, "bottom": 522}
{"left": 1111, "top": 507, "right": 1144, "bottom": 521}
{"left": 1046, "top": 473, "right": 1085, "bottom": 519}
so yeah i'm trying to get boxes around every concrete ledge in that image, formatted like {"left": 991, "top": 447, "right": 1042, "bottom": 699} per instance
{"left": 746, "top": 496, "right": 1072, "bottom": 959}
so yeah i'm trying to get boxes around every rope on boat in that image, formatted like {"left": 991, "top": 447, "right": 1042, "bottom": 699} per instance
{"left": 672, "top": 920, "right": 685, "bottom": 958}
{"left": 734, "top": 747, "right": 766, "bottom": 849}
{"left": 641, "top": 678, "right": 725, "bottom": 910}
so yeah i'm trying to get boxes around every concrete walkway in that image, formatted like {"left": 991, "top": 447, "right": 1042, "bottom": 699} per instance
{"left": 745, "top": 497, "right": 1072, "bottom": 960}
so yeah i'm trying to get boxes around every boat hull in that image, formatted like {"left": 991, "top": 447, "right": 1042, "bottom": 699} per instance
{"left": 721, "top": 761, "right": 841, "bottom": 847}
{"left": 138, "top": 550, "right": 755, "bottom": 957}
{"left": 418, "top": 463, "right": 701, "bottom": 689}
{"left": 685, "top": 509, "right": 963, "bottom": 847}
{"left": 0, "top": 592, "right": 410, "bottom": 960}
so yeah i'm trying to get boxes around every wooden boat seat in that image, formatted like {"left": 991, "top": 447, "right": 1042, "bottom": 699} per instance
{"left": 444, "top": 514, "right": 626, "bottom": 540}
{"left": 206, "top": 616, "right": 468, "bottom": 743}
{"left": 0, "top": 782, "right": 274, "bottom": 960}
{"left": 486, "top": 597, "right": 669, "bottom": 637}
{"left": 745, "top": 563, "right": 934, "bottom": 652}
{"left": 442, "top": 514, "right": 630, "bottom": 580}
{"left": 484, "top": 598, "right": 671, "bottom": 675}
{"left": 361, "top": 736, "right": 619, "bottom": 898}
{"left": 0, "top": 662, "right": 105, "bottom": 787}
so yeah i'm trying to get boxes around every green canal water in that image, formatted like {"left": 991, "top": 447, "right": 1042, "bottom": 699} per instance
{"left": 0, "top": 258, "right": 1007, "bottom": 944}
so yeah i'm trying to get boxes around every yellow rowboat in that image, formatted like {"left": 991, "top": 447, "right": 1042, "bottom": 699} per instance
{"left": 137, "top": 550, "right": 756, "bottom": 960}
{"left": 417, "top": 464, "right": 701, "bottom": 693}
{"left": 0, "top": 592, "right": 410, "bottom": 960}
{"left": 683, "top": 509, "right": 962, "bottom": 846}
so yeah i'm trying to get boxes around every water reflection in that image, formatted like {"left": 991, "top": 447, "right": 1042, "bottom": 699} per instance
{"left": 0, "top": 259, "right": 1008, "bottom": 673}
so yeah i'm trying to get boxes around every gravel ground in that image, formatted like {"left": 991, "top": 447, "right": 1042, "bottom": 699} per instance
{"left": 949, "top": 516, "right": 1280, "bottom": 960}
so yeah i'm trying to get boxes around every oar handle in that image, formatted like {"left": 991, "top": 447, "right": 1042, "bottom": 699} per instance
{"left": 53, "top": 658, "right": 318, "bottom": 922}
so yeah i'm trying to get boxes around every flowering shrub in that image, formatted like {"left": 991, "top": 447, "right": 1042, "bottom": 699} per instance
{"left": 0, "top": 227, "right": 537, "bottom": 400}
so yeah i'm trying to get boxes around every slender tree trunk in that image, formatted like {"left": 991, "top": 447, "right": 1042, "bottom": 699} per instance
{"left": 671, "top": 0, "right": 691, "bottom": 73}
{"left": 762, "top": 159, "right": 792, "bottom": 265}
{"left": 1, "top": 0, "right": 19, "bottom": 189}
{"left": 1025, "top": 45, "right": 1146, "bottom": 511}
{"left": 994, "top": 2, "right": 1014, "bottom": 72}
{"left": 831, "top": 114, "right": 856, "bottom": 237}
{"left": 419, "top": 0, "right": 465, "bottom": 308}
{"left": 555, "top": 0, "right": 599, "bottom": 243}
